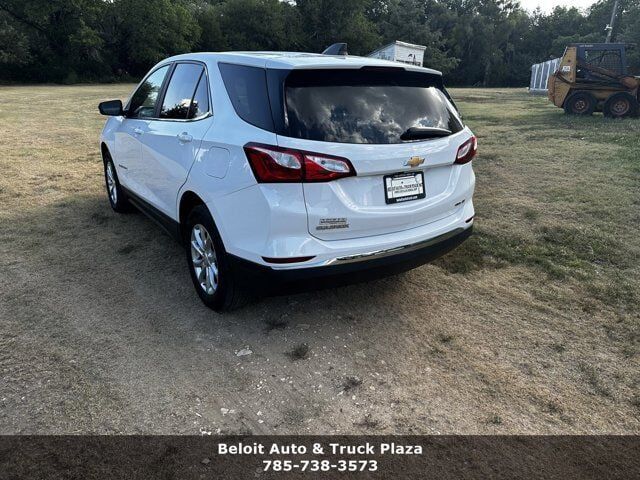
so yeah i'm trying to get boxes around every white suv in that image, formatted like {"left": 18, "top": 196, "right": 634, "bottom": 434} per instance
{"left": 99, "top": 51, "right": 476, "bottom": 311}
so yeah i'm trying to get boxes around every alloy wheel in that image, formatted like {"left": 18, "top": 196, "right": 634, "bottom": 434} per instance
{"left": 191, "top": 224, "right": 219, "bottom": 295}
{"left": 106, "top": 162, "right": 118, "bottom": 204}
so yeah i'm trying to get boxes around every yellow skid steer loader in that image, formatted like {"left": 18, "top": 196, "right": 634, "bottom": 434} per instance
{"left": 548, "top": 43, "right": 640, "bottom": 118}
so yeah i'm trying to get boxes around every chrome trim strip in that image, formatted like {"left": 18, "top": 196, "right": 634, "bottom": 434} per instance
{"left": 325, "top": 228, "right": 465, "bottom": 266}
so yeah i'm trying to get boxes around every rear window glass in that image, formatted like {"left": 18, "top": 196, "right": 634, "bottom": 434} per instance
{"left": 219, "top": 63, "right": 274, "bottom": 131}
{"left": 188, "top": 72, "right": 210, "bottom": 120}
{"left": 284, "top": 69, "right": 463, "bottom": 144}
{"left": 160, "top": 63, "right": 204, "bottom": 119}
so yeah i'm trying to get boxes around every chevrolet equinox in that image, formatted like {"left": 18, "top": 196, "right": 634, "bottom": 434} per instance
{"left": 99, "top": 51, "right": 476, "bottom": 311}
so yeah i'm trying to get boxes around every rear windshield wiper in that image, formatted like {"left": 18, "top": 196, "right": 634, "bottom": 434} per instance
{"left": 400, "top": 127, "right": 452, "bottom": 141}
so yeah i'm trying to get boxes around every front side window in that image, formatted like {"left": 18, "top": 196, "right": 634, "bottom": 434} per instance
{"left": 160, "top": 63, "right": 206, "bottom": 120}
{"left": 128, "top": 65, "right": 170, "bottom": 119}
{"left": 284, "top": 69, "right": 463, "bottom": 144}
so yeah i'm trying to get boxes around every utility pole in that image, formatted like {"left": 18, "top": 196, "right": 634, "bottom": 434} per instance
{"left": 605, "top": 0, "right": 620, "bottom": 43}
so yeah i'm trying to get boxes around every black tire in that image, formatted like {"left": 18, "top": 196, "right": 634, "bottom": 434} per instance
{"left": 564, "top": 92, "right": 596, "bottom": 116}
{"left": 185, "top": 205, "right": 252, "bottom": 312}
{"left": 603, "top": 92, "right": 639, "bottom": 118}
{"left": 103, "top": 152, "right": 131, "bottom": 213}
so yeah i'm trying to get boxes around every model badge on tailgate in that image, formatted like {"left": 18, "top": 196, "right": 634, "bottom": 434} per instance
{"left": 316, "top": 218, "right": 349, "bottom": 230}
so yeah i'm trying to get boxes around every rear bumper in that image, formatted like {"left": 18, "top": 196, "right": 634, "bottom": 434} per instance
{"left": 229, "top": 226, "right": 473, "bottom": 295}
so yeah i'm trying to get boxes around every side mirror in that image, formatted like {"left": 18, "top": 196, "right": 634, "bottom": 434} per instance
{"left": 99, "top": 99, "right": 124, "bottom": 116}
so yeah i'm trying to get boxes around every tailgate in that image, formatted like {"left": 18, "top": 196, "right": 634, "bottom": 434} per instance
{"left": 277, "top": 131, "right": 473, "bottom": 241}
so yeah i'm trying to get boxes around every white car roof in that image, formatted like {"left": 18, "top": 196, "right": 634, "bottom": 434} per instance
{"left": 163, "top": 51, "right": 442, "bottom": 76}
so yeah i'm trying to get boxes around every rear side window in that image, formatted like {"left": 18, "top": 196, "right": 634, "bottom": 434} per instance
{"left": 188, "top": 73, "right": 210, "bottom": 120}
{"left": 128, "top": 65, "right": 170, "bottom": 119}
{"left": 160, "top": 63, "right": 205, "bottom": 120}
{"left": 284, "top": 69, "right": 463, "bottom": 144}
{"left": 219, "top": 63, "right": 274, "bottom": 131}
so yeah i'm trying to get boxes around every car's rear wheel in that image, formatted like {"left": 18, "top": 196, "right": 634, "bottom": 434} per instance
{"left": 190, "top": 224, "right": 220, "bottom": 296}
{"left": 103, "top": 153, "right": 131, "bottom": 213}
{"left": 603, "top": 92, "right": 639, "bottom": 118}
{"left": 185, "top": 205, "right": 251, "bottom": 312}
{"left": 564, "top": 92, "right": 596, "bottom": 116}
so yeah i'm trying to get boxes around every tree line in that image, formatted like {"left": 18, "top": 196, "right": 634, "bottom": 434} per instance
{"left": 1, "top": 0, "right": 639, "bottom": 86}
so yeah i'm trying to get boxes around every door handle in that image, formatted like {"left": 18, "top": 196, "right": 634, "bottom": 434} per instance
{"left": 133, "top": 127, "right": 144, "bottom": 135}
{"left": 177, "top": 132, "right": 193, "bottom": 143}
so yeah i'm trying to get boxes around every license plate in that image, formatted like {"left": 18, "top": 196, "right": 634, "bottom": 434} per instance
{"left": 384, "top": 172, "right": 425, "bottom": 204}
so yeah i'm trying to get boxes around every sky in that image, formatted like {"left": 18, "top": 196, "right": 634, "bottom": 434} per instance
{"left": 520, "top": 0, "right": 596, "bottom": 12}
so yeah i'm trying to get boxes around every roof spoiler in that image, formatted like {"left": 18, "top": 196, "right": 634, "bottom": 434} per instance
{"left": 322, "top": 43, "right": 348, "bottom": 56}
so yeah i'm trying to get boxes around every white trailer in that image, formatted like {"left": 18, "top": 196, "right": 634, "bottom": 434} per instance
{"left": 529, "top": 58, "right": 561, "bottom": 95}
{"left": 367, "top": 41, "right": 427, "bottom": 66}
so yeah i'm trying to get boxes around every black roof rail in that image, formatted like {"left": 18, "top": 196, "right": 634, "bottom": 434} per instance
{"left": 322, "top": 43, "right": 348, "bottom": 56}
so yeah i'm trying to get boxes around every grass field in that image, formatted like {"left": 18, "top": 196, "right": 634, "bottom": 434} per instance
{"left": 0, "top": 85, "right": 638, "bottom": 434}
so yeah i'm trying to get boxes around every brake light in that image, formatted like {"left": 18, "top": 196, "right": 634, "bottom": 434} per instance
{"left": 244, "top": 143, "right": 355, "bottom": 183}
{"left": 455, "top": 136, "right": 478, "bottom": 164}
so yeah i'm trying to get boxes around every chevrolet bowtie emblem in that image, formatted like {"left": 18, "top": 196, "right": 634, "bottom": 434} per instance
{"left": 405, "top": 156, "right": 425, "bottom": 168}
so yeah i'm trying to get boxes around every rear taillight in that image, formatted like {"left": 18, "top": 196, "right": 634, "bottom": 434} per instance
{"left": 455, "top": 136, "right": 478, "bottom": 165}
{"left": 243, "top": 143, "right": 355, "bottom": 183}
